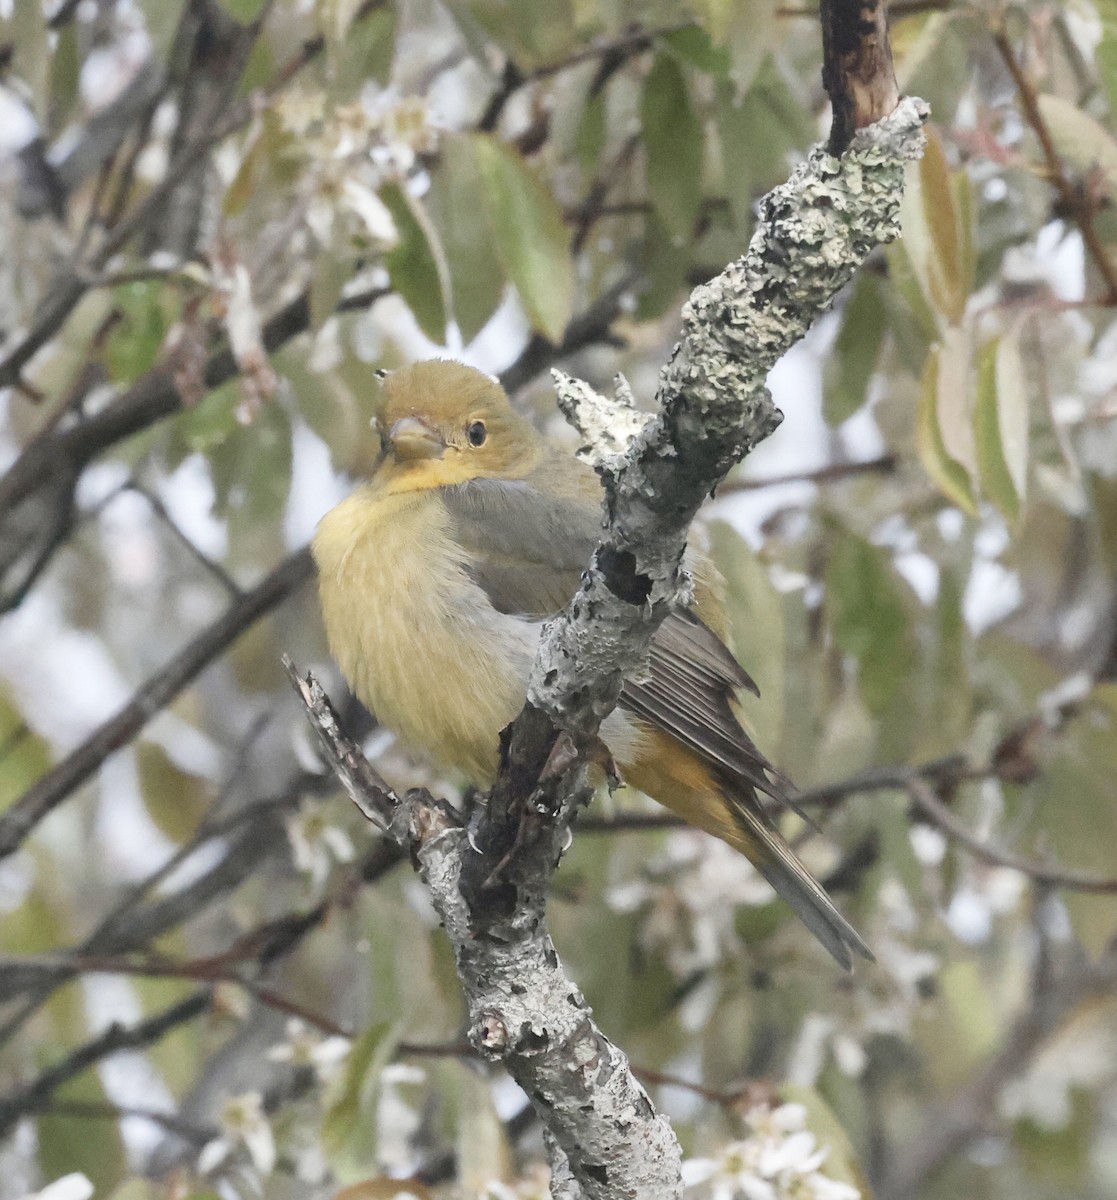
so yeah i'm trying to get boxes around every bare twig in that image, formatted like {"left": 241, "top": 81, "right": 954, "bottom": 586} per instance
{"left": 29, "top": 1099, "right": 217, "bottom": 1145}
{"left": 123, "top": 480, "right": 243, "bottom": 598}
{"left": 0, "top": 549, "right": 314, "bottom": 862}
{"left": 993, "top": 28, "right": 1117, "bottom": 304}
{"left": 715, "top": 453, "right": 898, "bottom": 494}
{"left": 820, "top": 0, "right": 901, "bottom": 155}
{"left": 0, "top": 989, "right": 214, "bottom": 1140}
{"left": 904, "top": 775, "right": 1117, "bottom": 894}
{"left": 479, "top": 22, "right": 690, "bottom": 132}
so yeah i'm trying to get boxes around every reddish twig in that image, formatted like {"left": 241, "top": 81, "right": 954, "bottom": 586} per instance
{"left": 992, "top": 28, "right": 1117, "bottom": 304}
{"left": 820, "top": 0, "right": 901, "bottom": 154}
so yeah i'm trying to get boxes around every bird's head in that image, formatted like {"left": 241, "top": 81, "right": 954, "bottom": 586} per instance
{"left": 369, "top": 360, "right": 543, "bottom": 495}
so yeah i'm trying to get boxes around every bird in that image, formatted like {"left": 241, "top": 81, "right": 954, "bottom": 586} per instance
{"left": 312, "top": 359, "right": 872, "bottom": 969}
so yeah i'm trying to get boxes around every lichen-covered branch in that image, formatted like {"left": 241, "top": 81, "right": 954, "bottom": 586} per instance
{"left": 287, "top": 668, "right": 680, "bottom": 1199}
{"left": 529, "top": 97, "right": 928, "bottom": 739}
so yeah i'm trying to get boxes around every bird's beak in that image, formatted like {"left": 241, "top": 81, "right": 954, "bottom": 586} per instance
{"left": 388, "top": 416, "right": 445, "bottom": 461}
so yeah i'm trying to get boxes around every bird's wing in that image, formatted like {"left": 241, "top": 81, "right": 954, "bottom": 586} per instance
{"left": 440, "top": 471, "right": 601, "bottom": 618}
{"left": 619, "top": 608, "right": 796, "bottom": 805}
{"left": 441, "top": 471, "right": 794, "bottom": 804}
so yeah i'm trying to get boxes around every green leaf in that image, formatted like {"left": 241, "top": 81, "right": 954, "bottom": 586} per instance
{"left": 48, "top": 22, "right": 80, "bottom": 129}
{"left": 103, "top": 282, "right": 176, "bottom": 384}
{"left": 309, "top": 243, "right": 353, "bottom": 333}
{"left": 824, "top": 272, "right": 887, "bottom": 424}
{"left": 826, "top": 530, "right": 918, "bottom": 715}
{"left": 332, "top": 5, "right": 397, "bottom": 95}
{"left": 428, "top": 134, "right": 507, "bottom": 342}
{"left": 920, "top": 126, "right": 970, "bottom": 323}
{"left": 217, "top": 0, "right": 268, "bottom": 20}
{"left": 974, "top": 331, "right": 1029, "bottom": 522}
{"left": 1100, "top": 0, "right": 1117, "bottom": 112}
{"left": 641, "top": 53, "right": 704, "bottom": 240}
{"left": 634, "top": 210, "right": 691, "bottom": 321}
{"left": 470, "top": 133, "right": 573, "bottom": 341}
{"left": 714, "top": 65, "right": 810, "bottom": 234}
{"left": 919, "top": 567, "right": 971, "bottom": 757}
{"left": 0, "top": 689, "right": 50, "bottom": 814}
{"left": 38, "top": 1073, "right": 126, "bottom": 1194}
{"left": 323, "top": 1021, "right": 401, "bottom": 1157}
{"left": 662, "top": 26, "right": 730, "bottom": 75}
{"left": 136, "top": 741, "right": 210, "bottom": 844}
{"left": 780, "top": 1083, "right": 875, "bottom": 1199}
{"left": 381, "top": 182, "right": 448, "bottom": 342}
{"left": 916, "top": 337, "right": 977, "bottom": 513}
{"left": 709, "top": 520, "right": 785, "bottom": 755}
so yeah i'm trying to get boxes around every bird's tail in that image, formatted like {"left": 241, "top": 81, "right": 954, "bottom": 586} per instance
{"left": 721, "top": 788, "right": 874, "bottom": 971}
{"left": 622, "top": 733, "right": 873, "bottom": 969}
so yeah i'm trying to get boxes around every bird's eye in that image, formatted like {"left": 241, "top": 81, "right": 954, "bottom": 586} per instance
{"left": 466, "top": 420, "right": 487, "bottom": 447}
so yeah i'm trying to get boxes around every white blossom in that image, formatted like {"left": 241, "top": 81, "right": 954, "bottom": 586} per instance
{"left": 266, "top": 1017, "right": 352, "bottom": 1082}
{"left": 286, "top": 801, "right": 356, "bottom": 889}
{"left": 682, "top": 1103, "right": 860, "bottom": 1200}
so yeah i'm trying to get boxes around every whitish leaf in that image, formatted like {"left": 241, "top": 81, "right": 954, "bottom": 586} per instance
{"left": 917, "top": 342, "right": 977, "bottom": 513}
{"left": 935, "top": 324, "right": 977, "bottom": 475}
{"left": 1036, "top": 93, "right": 1117, "bottom": 202}
{"left": 471, "top": 134, "right": 573, "bottom": 341}
{"left": 726, "top": 0, "right": 782, "bottom": 95}
{"left": 975, "top": 331, "right": 1029, "bottom": 522}
{"left": 318, "top": 0, "right": 366, "bottom": 44}
{"left": 341, "top": 178, "right": 398, "bottom": 246}
{"left": 921, "top": 126, "right": 969, "bottom": 323}
{"left": 699, "top": 0, "right": 736, "bottom": 44}
{"left": 641, "top": 53, "right": 704, "bottom": 240}
{"left": 381, "top": 182, "right": 448, "bottom": 342}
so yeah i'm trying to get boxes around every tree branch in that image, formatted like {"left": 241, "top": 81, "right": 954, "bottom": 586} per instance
{"left": 820, "top": 0, "right": 900, "bottom": 155}
{"left": 878, "top": 940, "right": 1117, "bottom": 1199}
{"left": 0, "top": 549, "right": 314, "bottom": 862}
{"left": 0, "top": 989, "right": 213, "bottom": 1140}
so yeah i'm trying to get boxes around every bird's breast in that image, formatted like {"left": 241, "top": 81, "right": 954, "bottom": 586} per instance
{"left": 313, "top": 488, "right": 537, "bottom": 784}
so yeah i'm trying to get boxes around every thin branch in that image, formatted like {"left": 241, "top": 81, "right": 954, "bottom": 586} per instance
{"left": 0, "top": 989, "right": 214, "bottom": 1140}
{"left": 30, "top": 1099, "right": 216, "bottom": 1145}
{"left": 993, "top": 28, "right": 1117, "bottom": 305}
{"left": 715, "top": 453, "right": 898, "bottom": 494}
{"left": 904, "top": 775, "right": 1117, "bottom": 894}
{"left": 478, "top": 22, "right": 690, "bottom": 132}
{"left": 878, "top": 941, "right": 1117, "bottom": 1199}
{"left": 123, "top": 480, "right": 243, "bottom": 598}
{"left": 0, "top": 549, "right": 314, "bottom": 863}
{"left": 820, "top": 0, "right": 900, "bottom": 155}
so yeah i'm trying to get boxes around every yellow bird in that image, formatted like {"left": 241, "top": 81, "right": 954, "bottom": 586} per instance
{"left": 313, "top": 360, "right": 871, "bottom": 969}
